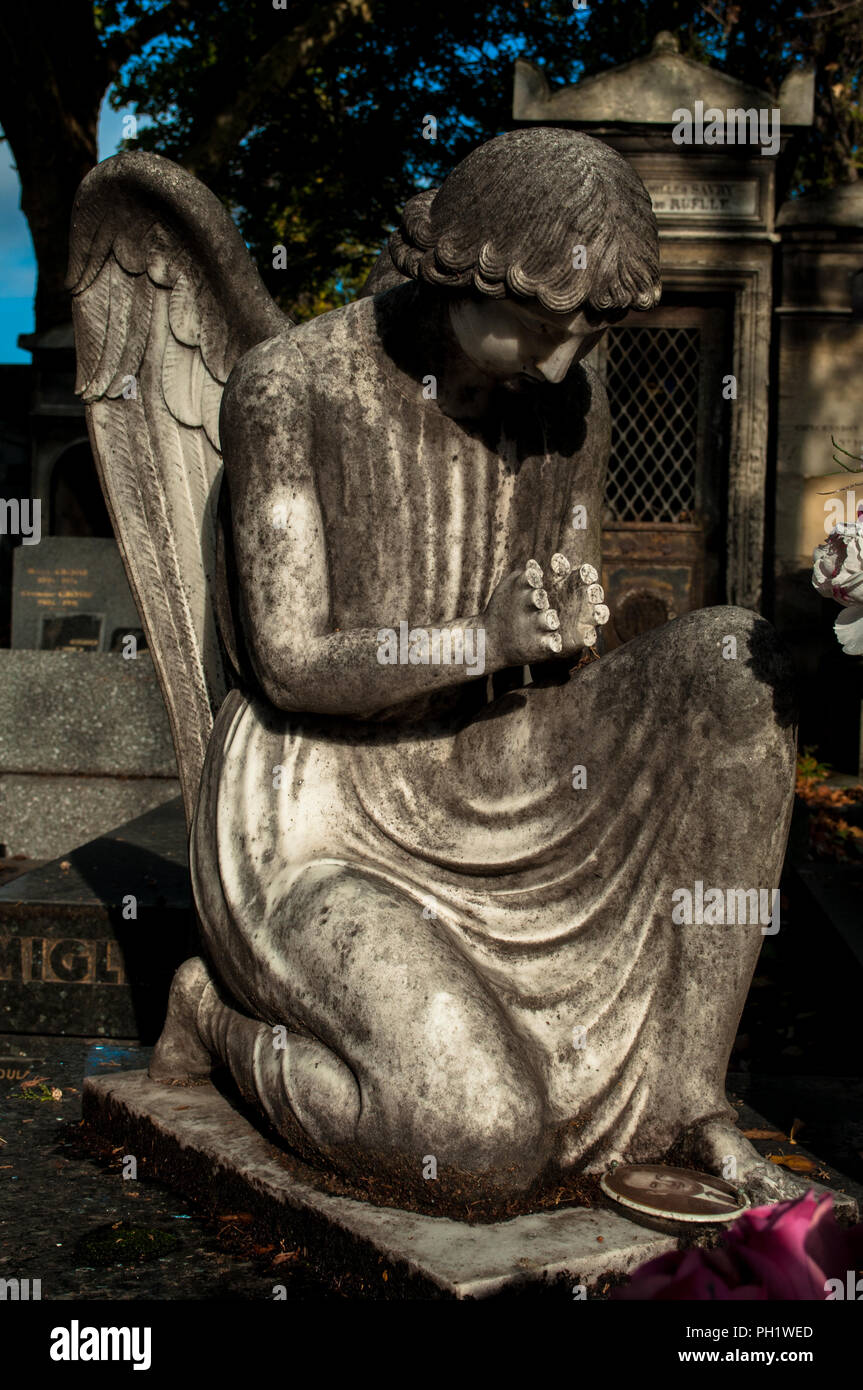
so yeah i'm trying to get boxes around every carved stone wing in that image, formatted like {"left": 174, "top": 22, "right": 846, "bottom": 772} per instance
{"left": 67, "top": 151, "right": 288, "bottom": 825}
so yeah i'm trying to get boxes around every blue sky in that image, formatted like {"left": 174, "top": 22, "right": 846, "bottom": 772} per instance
{"left": 0, "top": 102, "right": 136, "bottom": 363}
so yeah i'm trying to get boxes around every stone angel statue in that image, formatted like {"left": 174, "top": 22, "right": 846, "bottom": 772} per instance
{"left": 68, "top": 129, "right": 814, "bottom": 1209}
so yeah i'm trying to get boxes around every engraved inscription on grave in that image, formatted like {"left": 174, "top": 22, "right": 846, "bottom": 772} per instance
{"left": 0, "top": 935, "right": 127, "bottom": 985}
{"left": 11, "top": 537, "right": 144, "bottom": 653}
{"left": 644, "top": 179, "right": 758, "bottom": 217}
{"left": 0, "top": 1064, "right": 37, "bottom": 1080}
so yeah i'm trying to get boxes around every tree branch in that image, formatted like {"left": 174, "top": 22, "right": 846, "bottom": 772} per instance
{"left": 698, "top": 2, "right": 742, "bottom": 39}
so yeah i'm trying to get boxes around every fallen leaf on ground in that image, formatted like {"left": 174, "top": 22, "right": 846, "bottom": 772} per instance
{"left": 743, "top": 1128, "right": 787, "bottom": 1140}
{"left": 767, "top": 1153, "right": 817, "bottom": 1172}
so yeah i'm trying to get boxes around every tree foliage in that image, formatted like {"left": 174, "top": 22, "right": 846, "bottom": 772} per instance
{"left": 110, "top": 0, "right": 863, "bottom": 316}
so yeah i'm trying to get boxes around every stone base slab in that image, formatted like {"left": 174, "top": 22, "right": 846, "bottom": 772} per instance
{"left": 83, "top": 1070, "right": 680, "bottom": 1298}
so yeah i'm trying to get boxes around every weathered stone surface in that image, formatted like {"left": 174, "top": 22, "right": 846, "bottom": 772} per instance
{"left": 0, "top": 648, "right": 179, "bottom": 857}
{"left": 0, "top": 773, "right": 179, "bottom": 861}
{"left": 83, "top": 1070, "right": 679, "bottom": 1298}
{"left": 0, "top": 650, "right": 177, "bottom": 777}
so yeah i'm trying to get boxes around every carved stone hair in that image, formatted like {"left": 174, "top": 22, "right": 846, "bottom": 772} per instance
{"left": 389, "top": 128, "right": 661, "bottom": 316}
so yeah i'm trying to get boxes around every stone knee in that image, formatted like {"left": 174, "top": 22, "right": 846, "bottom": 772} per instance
{"left": 208, "top": 862, "right": 554, "bottom": 1195}
{"left": 355, "top": 996, "right": 551, "bottom": 1193}
{"left": 665, "top": 606, "right": 797, "bottom": 750}
{"left": 424, "top": 1059, "right": 549, "bottom": 1192}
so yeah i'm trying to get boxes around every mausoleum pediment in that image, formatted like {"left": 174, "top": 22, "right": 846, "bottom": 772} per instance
{"left": 514, "top": 31, "right": 813, "bottom": 129}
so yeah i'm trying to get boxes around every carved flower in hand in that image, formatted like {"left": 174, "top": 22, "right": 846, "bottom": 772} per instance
{"left": 812, "top": 522, "right": 863, "bottom": 656}
{"left": 614, "top": 1192, "right": 863, "bottom": 1300}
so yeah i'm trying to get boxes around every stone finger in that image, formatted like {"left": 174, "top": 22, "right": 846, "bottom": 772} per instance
{"left": 550, "top": 553, "right": 571, "bottom": 580}
{"left": 540, "top": 608, "right": 560, "bottom": 631}
{"left": 579, "top": 563, "right": 598, "bottom": 585}
{"left": 586, "top": 583, "right": 604, "bottom": 604}
{"left": 593, "top": 603, "right": 610, "bottom": 626}
{"left": 524, "top": 559, "right": 543, "bottom": 589}
{"left": 530, "top": 588, "right": 549, "bottom": 610}
{"left": 542, "top": 632, "right": 563, "bottom": 654}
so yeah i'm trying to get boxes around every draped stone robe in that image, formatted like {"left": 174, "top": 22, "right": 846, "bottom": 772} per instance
{"left": 191, "top": 280, "right": 796, "bottom": 1177}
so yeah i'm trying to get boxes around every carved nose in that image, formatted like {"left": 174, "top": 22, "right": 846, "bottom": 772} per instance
{"left": 535, "top": 339, "right": 580, "bottom": 383}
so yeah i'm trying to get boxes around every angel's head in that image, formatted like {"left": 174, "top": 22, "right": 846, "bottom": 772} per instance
{"left": 388, "top": 128, "right": 661, "bottom": 387}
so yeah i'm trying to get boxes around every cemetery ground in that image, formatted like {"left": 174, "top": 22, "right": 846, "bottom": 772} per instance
{"left": 2, "top": 1035, "right": 862, "bottom": 1302}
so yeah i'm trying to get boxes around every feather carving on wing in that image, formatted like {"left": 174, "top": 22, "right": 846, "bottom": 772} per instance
{"left": 66, "top": 152, "right": 289, "bottom": 825}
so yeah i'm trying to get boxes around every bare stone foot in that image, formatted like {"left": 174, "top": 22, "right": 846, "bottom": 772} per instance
{"left": 681, "top": 1118, "right": 859, "bottom": 1219}
{"left": 149, "top": 956, "right": 215, "bottom": 1083}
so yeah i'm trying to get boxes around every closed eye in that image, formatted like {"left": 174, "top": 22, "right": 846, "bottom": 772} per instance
{"left": 535, "top": 321, "right": 567, "bottom": 345}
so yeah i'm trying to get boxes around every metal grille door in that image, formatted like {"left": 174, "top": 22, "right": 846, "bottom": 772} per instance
{"left": 594, "top": 300, "right": 731, "bottom": 646}
{"left": 603, "top": 326, "right": 700, "bottom": 523}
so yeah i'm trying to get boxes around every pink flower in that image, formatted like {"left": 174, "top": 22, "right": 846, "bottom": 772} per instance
{"left": 615, "top": 1193, "right": 863, "bottom": 1300}
{"left": 812, "top": 524, "right": 863, "bottom": 655}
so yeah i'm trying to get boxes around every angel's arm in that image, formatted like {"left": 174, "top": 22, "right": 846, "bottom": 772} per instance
{"left": 222, "top": 338, "right": 507, "bottom": 718}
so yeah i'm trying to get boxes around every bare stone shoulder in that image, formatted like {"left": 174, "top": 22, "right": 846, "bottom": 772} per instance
{"left": 219, "top": 324, "right": 317, "bottom": 493}
{"left": 220, "top": 302, "right": 367, "bottom": 484}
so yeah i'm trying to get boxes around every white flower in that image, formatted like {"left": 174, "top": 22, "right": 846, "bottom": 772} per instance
{"left": 812, "top": 524, "right": 863, "bottom": 655}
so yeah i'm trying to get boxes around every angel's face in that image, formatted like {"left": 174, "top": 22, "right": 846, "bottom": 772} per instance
{"left": 449, "top": 295, "right": 611, "bottom": 387}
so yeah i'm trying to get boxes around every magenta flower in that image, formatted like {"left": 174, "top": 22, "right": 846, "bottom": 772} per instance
{"left": 614, "top": 1192, "right": 863, "bottom": 1300}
